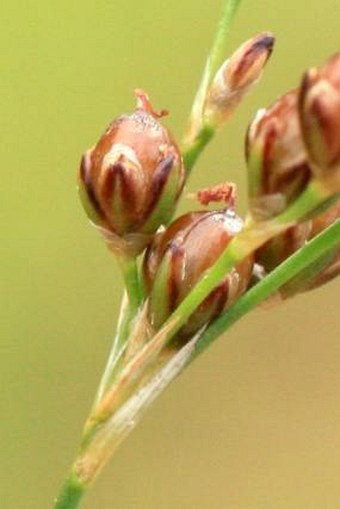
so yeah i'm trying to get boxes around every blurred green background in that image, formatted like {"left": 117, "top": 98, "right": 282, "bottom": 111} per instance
{"left": 1, "top": 1, "right": 340, "bottom": 508}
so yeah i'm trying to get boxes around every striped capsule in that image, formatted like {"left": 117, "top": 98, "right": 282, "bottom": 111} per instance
{"left": 78, "top": 90, "right": 186, "bottom": 255}
{"left": 143, "top": 208, "right": 254, "bottom": 340}
{"left": 299, "top": 53, "right": 340, "bottom": 191}
{"left": 246, "top": 89, "right": 311, "bottom": 221}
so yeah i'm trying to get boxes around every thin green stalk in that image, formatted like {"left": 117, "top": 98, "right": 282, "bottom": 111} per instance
{"left": 193, "top": 218, "right": 340, "bottom": 359}
{"left": 276, "top": 179, "right": 331, "bottom": 224}
{"left": 54, "top": 278, "right": 143, "bottom": 509}
{"left": 54, "top": 473, "right": 85, "bottom": 509}
{"left": 191, "top": 0, "right": 243, "bottom": 118}
{"left": 209, "top": 0, "right": 243, "bottom": 75}
{"left": 92, "top": 258, "right": 143, "bottom": 413}
{"left": 70, "top": 335, "right": 201, "bottom": 492}
{"left": 93, "top": 293, "right": 130, "bottom": 406}
{"left": 183, "top": 0, "right": 243, "bottom": 173}
{"left": 183, "top": 125, "right": 215, "bottom": 172}
{"left": 117, "top": 255, "right": 143, "bottom": 316}
{"left": 93, "top": 256, "right": 143, "bottom": 407}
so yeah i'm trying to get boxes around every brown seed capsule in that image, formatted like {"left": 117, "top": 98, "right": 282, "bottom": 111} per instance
{"left": 204, "top": 33, "right": 275, "bottom": 128}
{"left": 245, "top": 90, "right": 313, "bottom": 271}
{"left": 255, "top": 222, "right": 312, "bottom": 273}
{"left": 299, "top": 53, "right": 340, "bottom": 191}
{"left": 78, "top": 90, "right": 186, "bottom": 256}
{"left": 246, "top": 89, "right": 311, "bottom": 221}
{"left": 247, "top": 53, "right": 340, "bottom": 288}
{"left": 278, "top": 201, "right": 340, "bottom": 298}
{"left": 143, "top": 209, "right": 254, "bottom": 340}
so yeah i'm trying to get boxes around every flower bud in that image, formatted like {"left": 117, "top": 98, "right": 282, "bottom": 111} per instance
{"left": 299, "top": 53, "right": 340, "bottom": 191}
{"left": 255, "top": 222, "right": 312, "bottom": 273}
{"left": 278, "top": 201, "right": 340, "bottom": 298}
{"left": 204, "top": 33, "right": 275, "bottom": 128}
{"left": 78, "top": 90, "right": 186, "bottom": 256}
{"left": 143, "top": 209, "right": 254, "bottom": 340}
{"left": 246, "top": 89, "right": 311, "bottom": 221}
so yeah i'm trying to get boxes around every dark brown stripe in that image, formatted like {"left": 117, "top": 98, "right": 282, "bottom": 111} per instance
{"left": 79, "top": 154, "right": 105, "bottom": 219}
{"left": 167, "top": 242, "right": 185, "bottom": 313}
{"left": 144, "top": 155, "right": 175, "bottom": 220}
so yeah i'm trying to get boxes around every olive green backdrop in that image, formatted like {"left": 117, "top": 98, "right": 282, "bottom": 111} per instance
{"left": 1, "top": 1, "right": 340, "bottom": 508}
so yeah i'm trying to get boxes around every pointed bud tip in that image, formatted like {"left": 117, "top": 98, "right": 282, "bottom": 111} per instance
{"left": 255, "top": 32, "right": 275, "bottom": 65}
{"left": 228, "top": 32, "right": 275, "bottom": 90}
{"left": 250, "top": 32, "right": 275, "bottom": 60}
{"left": 320, "top": 52, "right": 340, "bottom": 84}
{"left": 204, "top": 33, "right": 275, "bottom": 128}
{"left": 257, "top": 32, "right": 275, "bottom": 50}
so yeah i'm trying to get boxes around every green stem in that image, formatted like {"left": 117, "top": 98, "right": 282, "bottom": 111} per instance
{"left": 193, "top": 218, "right": 340, "bottom": 359}
{"left": 209, "top": 0, "right": 243, "bottom": 75}
{"left": 194, "top": 0, "right": 243, "bottom": 114}
{"left": 183, "top": 125, "right": 215, "bottom": 173}
{"left": 93, "top": 293, "right": 130, "bottom": 406}
{"left": 277, "top": 179, "right": 330, "bottom": 224}
{"left": 89, "top": 259, "right": 143, "bottom": 423}
{"left": 54, "top": 473, "right": 85, "bottom": 509}
{"left": 183, "top": 0, "right": 243, "bottom": 173}
{"left": 93, "top": 257, "right": 143, "bottom": 407}
{"left": 117, "top": 255, "right": 142, "bottom": 316}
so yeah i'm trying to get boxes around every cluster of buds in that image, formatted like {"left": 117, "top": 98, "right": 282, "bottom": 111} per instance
{"left": 78, "top": 90, "right": 186, "bottom": 256}
{"left": 246, "top": 53, "right": 340, "bottom": 295}
{"left": 78, "top": 51, "right": 340, "bottom": 341}
{"left": 58, "top": 11, "right": 340, "bottom": 506}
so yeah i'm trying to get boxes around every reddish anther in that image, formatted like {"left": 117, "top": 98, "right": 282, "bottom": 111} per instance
{"left": 197, "top": 182, "right": 237, "bottom": 208}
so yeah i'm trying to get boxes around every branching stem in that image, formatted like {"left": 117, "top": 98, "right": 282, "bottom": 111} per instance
{"left": 117, "top": 255, "right": 142, "bottom": 316}
{"left": 193, "top": 218, "right": 340, "bottom": 359}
